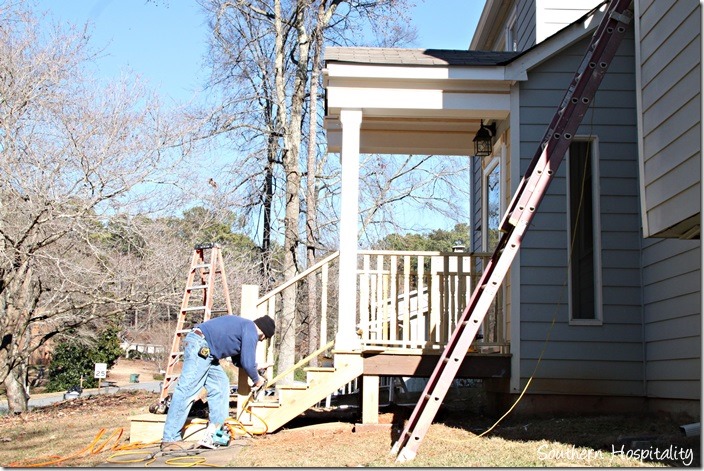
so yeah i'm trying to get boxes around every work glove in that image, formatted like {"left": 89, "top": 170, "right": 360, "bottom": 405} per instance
{"left": 252, "top": 377, "right": 267, "bottom": 400}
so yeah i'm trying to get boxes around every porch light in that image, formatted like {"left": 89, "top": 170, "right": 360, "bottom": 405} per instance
{"left": 473, "top": 120, "right": 496, "bottom": 157}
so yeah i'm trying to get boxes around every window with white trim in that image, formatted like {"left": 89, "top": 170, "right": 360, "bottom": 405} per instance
{"left": 483, "top": 156, "right": 501, "bottom": 252}
{"left": 567, "top": 138, "right": 603, "bottom": 323}
{"left": 505, "top": 9, "right": 518, "bottom": 52}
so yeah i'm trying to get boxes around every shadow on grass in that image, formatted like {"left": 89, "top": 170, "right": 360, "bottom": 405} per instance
{"left": 427, "top": 402, "right": 701, "bottom": 467}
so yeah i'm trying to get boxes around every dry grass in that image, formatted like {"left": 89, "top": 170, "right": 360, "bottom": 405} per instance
{"left": 0, "top": 390, "right": 157, "bottom": 467}
{"left": 234, "top": 408, "right": 699, "bottom": 468}
{"left": 0, "top": 389, "right": 698, "bottom": 468}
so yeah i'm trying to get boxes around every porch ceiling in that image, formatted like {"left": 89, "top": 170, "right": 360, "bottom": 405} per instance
{"left": 323, "top": 47, "right": 522, "bottom": 156}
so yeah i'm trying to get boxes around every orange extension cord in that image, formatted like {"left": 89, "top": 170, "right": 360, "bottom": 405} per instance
{"left": 7, "top": 406, "right": 270, "bottom": 468}
{"left": 6, "top": 427, "right": 159, "bottom": 468}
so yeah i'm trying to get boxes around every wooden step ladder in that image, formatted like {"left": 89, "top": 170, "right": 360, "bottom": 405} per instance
{"left": 390, "top": 0, "right": 633, "bottom": 462}
{"left": 153, "top": 243, "right": 233, "bottom": 412}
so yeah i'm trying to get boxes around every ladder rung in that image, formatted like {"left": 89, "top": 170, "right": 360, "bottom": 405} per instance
{"left": 192, "top": 264, "right": 211, "bottom": 269}
{"left": 188, "top": 284, "right": 209, "bottom": 290}
{"left": 211, "top": 309, "right": 229, "bottom": 314}
{"left": 182, "top": 306, "right": 207, "bottom": 312}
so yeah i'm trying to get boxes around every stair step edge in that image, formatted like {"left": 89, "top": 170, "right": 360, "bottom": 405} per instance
{"left": 248, "top": 401, "right": 281, "bottom": 408}
{"left": 277, "top": 384, "right": 308, "bottom": 390}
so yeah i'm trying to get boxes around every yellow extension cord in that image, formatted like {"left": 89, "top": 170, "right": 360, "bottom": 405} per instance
{"left": 7, "top": 406, "right": 271, "bottom": 468}
{"left": 7, "top": 163, "right": 589, "bottom": 464}
{"left": 7, "top": 427, "right": 159, "bottom": 467}
{"left": 440, "top": 128, "right": 594, "bottom": 445}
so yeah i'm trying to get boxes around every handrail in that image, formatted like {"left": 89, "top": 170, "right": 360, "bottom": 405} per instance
{"left": 358, "top": 250, "right": 494, "bottom": 257}
{"left": 266, "top": 340, "right": 335, "bottom": 389}
{"left": 258, "top": 251, "right": 489, "bottom": 306}
{"left": 257, "top": 251, "right": 340, "bottom": 305}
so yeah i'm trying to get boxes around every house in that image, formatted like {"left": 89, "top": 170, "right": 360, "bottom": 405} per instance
{"left": 318, "top": 0, "right": 700, "bottom": 422}
{"left": 134, "top": 1, "right": 699, "bottom": 443}
{"left": 126, "top": 0, "right": 702, "bottom": 441}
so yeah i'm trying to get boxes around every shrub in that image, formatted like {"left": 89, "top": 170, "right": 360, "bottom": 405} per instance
{"left": 46, "top": 325, "right": 123, "bottom": 392}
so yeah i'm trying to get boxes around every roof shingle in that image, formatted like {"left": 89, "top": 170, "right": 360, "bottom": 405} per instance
{"left": 324, "top": 47, "right": 520, "bottom": 66}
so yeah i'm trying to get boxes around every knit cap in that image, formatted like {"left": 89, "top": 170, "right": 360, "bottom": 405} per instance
{"left": 253, "top": 315, "right": 275, "bottom": 339}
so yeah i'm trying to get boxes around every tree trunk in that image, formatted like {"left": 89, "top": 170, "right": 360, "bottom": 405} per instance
{"left": 262, "top": 135, "right": 276, "bottom": 281}
{"left": 4, "top": 365, "right": 29, "bottom": 414}
{"left": 273, "top": 0, "right": 298, "bottom": 384}
{"left": 0, "top": 258, "right": 39, "bottom": 413}
{"left": 305, "top": 2, "right": 325, "bottom": 367}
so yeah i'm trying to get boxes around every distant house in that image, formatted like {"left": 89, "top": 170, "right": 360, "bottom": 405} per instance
{"left": 322, "top": 0, "right": 701, "bottom": 419}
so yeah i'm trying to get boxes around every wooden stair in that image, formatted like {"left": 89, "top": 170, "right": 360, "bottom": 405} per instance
{"left": 238, "top": 352, "right": 363, "bottom": 434}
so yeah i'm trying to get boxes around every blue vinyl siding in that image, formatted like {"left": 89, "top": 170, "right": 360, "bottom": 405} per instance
{"left": 516, "top": 29, "right": 645, "bottom": 396}
{"left": 636, "top": 0, "right": 701, "bottom": 403}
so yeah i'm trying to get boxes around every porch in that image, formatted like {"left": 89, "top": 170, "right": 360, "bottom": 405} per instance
{"left": 232, "top": 48, "right": 520, "bottom": 432}
{"left": 244, "top": 249, "right": 510, "bottom": 427}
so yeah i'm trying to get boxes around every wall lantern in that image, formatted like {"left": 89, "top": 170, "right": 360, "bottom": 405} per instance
{"left": 473, "top": 120, "right": 496, "bottom": 157}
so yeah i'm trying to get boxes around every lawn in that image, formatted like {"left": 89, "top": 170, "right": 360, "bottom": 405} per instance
{"left": 0, "top": 390, "right": 698, "bottom": 467}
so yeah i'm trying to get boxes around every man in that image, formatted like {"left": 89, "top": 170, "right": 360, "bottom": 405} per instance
{"left": 160, "top": 314, "right": 275, "bottom": 452}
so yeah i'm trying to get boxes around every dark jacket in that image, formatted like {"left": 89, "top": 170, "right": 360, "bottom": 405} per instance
{"left": 197, "top": 315, "right": 260, "bottom": 382}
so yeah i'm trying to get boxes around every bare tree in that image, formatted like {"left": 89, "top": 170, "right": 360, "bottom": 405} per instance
{"left": 357, "top": 154, "right": 472, "bottom": 245}
{"left": 200, "top": 0, "right": 417, "bottom": 382}
{"left": 0, "top": 3, "right": 197, "bottom": 412}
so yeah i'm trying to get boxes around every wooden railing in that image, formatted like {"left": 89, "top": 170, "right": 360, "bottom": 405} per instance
{"left": 357, "top": 250, "right": 507, "bottom": 353}
{"left": 254, "top": 250, "right": 508, "bottom": 358}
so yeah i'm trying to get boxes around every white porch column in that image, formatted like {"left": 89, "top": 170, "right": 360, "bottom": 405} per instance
{"left": 336, "top": 109, "right": 363, "bottom": 351}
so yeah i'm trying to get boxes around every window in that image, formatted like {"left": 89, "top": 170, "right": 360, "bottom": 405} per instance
{"left": 483, "top": 157, "right": 501, "bottom": 252}
{"left": 505, "top": 10, "right": 518, "bottom": 52}
{"left": 567, "top": 139, "right": 602, "bottom": 323}
{"left": 480, "top": 143, "right": 505, "bottom": 345}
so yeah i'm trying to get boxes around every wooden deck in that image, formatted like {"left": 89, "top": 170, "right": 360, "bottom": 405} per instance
{"left": 361, "top": 350, "right": 511, "bottom": 378}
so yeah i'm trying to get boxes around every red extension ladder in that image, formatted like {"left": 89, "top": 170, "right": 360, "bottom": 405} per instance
{"left": 391, "top": 0, "right": 633, "bottom": 461}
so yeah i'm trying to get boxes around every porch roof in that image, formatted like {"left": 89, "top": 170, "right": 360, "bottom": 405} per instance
{"left": 325, "top": 47, "right": 519, "bottom": 66}
{"left": 323, "top": 47, "right": 523, "bottom": 155}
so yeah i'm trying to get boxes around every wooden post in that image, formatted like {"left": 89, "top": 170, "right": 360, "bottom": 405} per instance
{"left": 237, "top": 284, "right": 260, "bottom": 420}
{"left": 361, "top": 375, "right": 379, "bottom": 424}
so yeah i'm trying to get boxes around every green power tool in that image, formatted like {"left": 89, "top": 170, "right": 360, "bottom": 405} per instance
{"left": 212, "top": 427, "right": 231, "bottom": 447}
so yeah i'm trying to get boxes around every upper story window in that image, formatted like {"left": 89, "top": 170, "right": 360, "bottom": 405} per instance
{"left": 505, "top": 9, "right": 518, "bottom": 52}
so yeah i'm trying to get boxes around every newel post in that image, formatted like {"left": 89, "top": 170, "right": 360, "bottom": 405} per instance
{"left": 237, "top": 284, "right": 262, "bottom": 419}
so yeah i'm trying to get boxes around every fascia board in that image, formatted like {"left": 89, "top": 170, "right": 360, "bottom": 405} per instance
{"left": 326, "top": 77, "right": 513, "bottom": 93}
{"left": 471, "top": 0, "right": 500, "bottom": 50}
{"left": 326, "top": 62, "right": 511, "bottom": 82}
{"left": 326, "top": 87, "right": 511, "bottom": 114}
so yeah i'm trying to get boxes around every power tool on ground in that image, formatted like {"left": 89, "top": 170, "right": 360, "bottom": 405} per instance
{"left": 198, "top": 424, "right": 231, "bottom": 449}
{"left": 212, "top": 427, "right": 231, "bottom": 447}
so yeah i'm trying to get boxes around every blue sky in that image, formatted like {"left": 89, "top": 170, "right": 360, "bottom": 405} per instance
{"left": 38, "top": 0, "right": 485, "bottom": 103}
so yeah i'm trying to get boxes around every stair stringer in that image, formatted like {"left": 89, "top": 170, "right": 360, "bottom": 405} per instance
{"left": 241, "top": 352, "right": 363, "bottom": 433}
